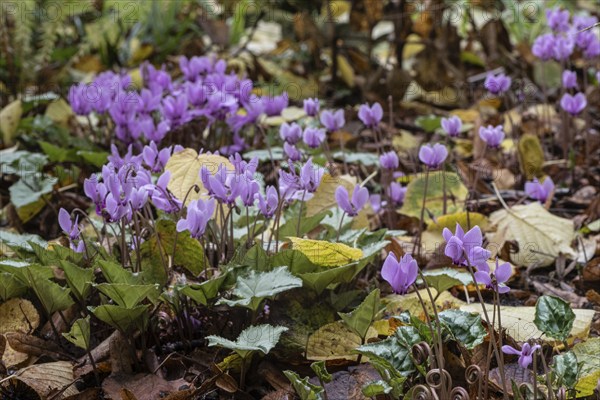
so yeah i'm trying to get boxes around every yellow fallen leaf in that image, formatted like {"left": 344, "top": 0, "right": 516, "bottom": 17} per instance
{"left": 382, "top": 289, "right": 466, "bottom": 320}
{"left": 460, "top": 304, "right": 595, "bottom": 345}
{"left": 0, "top": 298, "right": 40, "bottom": 335}
{"left": 306, "top": 321, "right": 377, "bottom": 361}
{"left": 336, "top": 55, "right": 355, "bottom": 88}
{"left": 450, "top": 109, "right": 480, "bottom": 123}
{"left": 165, "top": 149, "right": 233, "bottom": 204}
{"left": 45, "top": 99, "right": 74, "bottom": 127}
{"left": 306, "top": 174, "right": 356, "bottom": 218}
{"left": 0, "top": 99, "right": 22, "bottom": 145}
{"left": 488, "top": 202, "right": 576, "bottom": 267}
{"left": 288, "top": 237, "right": 363, "bottom": 267}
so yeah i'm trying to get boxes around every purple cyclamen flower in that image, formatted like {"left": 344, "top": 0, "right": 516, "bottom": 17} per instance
{"left": 358, "top": 102, "right": 383, "bottom": 128}
{"left": 262, "top": 94, "right": 288, "bottom": 116}
{"left": 142, "top": 142, "right": 171, "bottom": 173}
{"left": 546, "top": 7, "right": 570, "bottom": 32}
{"left": 560, "top": 93, "right": 587, "bottom": 115}
{"left": 597, "top": 71, "right": 600, "bottom": 84}
{"left": 335, "top": 184, "right": 369, "bottom": 217}
{"left": 280, "top": 122, "right": 303, "bottom": 144}
{"left": 418, "top": 143, "right": 448, "bottom": 169}
{"left": 162, "top": 94, "right": 191, "bottom": 127}
{"left": 380, "top": 151, "right": 399, "bottom": 170}
{"left": 562, "top": 70, "right": 578, "bottom": 89}
{"left": 320, "top": 109, "right": 345, "bottom": 132}
{"left": 474, "top": 258, "right": 511, "bottom": 294}
{"left": 441, "top": 115, "right": 462, "bottom": 137}
{"left": 238, "top": 177, "right": 260, "bottom": 207}
{"left": 179, "top": 56, "right": 211, "bottom": 82}
{"left": 387, "top": 182, "right": 406, "bottom": 206}
{"left": 176, "top": 198, "right": 215, "bottom": 239}
{"left": 256, "top": 186, "right": 279, "bottom": 219}
{"left": 284, "top": 142, "right": 302, "bottom": 162}
{"left": 479, "top": 125, "right": 505, "bottom": 148}
{"left": 553, "top": 35, "right": 574, "bottom": 61}
{"left": 303, "top": 98, "right": 320, "bottom": 117}
{"left": 68, "top": 84, "right": 94, "bottom": 115}
{"left": 502, "top": 343, "right": 541, "bottom": 369}
{"left": 484, "top": 73, "right": 512, "bottom": 95}
{"left": 525, "top": 177, "right": 554, "bottom": 203}
{"left": 582, "top": 36, "right": 600, "bottom": 59}
{"left": 201, "top": 164, "right": 240, "bottom": 205}
{"left": 146, "top": 171, "right": 181, "bottom": 214}
{"left": 299, "top": 158, "right": 324, "bottom": 194}
{"left": 381, "top": 253, "right": 419, "bottom": 295}
{"left": 443, "top": 223, "right": 491, "bottom": 270}
{"left": 532, "top": 33, "right": 556, "bottom": 61}
{"left": 303, "top": 127, "right": 326, "bottom": 149}
{"left": 58, "top": 208, "right": 80, "bottom": 241}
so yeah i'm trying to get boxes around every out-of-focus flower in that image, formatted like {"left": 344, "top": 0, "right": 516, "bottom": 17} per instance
{"left": 303, "top": 98, "right": 320, "bottom": 117}
{"left": 525, "top": 177, "right": 555, "bottom": 202}
{"left": 335, "top": 185, "right": 369, "bottom": 217}
{"left": 68, "top": 84, "right": 94, "bottom": 115}
{"left": 441, "top": 115, "right": 462, "bottom": 137}
{"left": 320, "top": 109, "right": 345, "bottom": 132}
{"left": 284, "top": 142, "right": 302, "bottom": 162}
{"left": 303, "top": 127, "right": 326, "bottom": 149}
{"left": 484, "top": 73, "right": 512, "bottom": 95}
{"left": 256, "top": 186, "right": 279, "bottom": 219}
{"left": 388, "top": 182, "right": 406, "bottom": 206}
{"left": 553, "top": 35, "right": 575, "bottom": 61}
{"left": 162, "top": 93, "right": 191, "bottom": 127}
{"left": 532, "top": 33, "right": 556, "bottom": 60}
{"left": 546, "top": 7, "right": 570, "bottom": 32}
{"left": 176, "top": 198, "right": 215, "bottom": 239}
{"left": 299, "top": 158, "right": 324, "bottom": 194}
{"left": 479, "top": 125, "right": 505, "bottom": 148}
{"left": 443, "top": 223, "right": 491, "bottom": 269}
{"left": 562, "top": 70, "right": 578, "bottom": 89}
{"left": 560, "top": 92, "right": 587, "bottom": 115}
{"left": 475, "top": 258, "right": 512, "bottom": 293}
{"left": 262, "top": 94, "right": 288, "bottom": 116}
{"left": 380, "top": 151, "right": 399, "bottom": 170}
{"left": 358, "top": 102, "right": 383, "bottom": 128}
{"left": 418, "top": 143, "right": 448, "bottom": 169}
{"left": 502, "top": 343, "right": 541, "bottom": 369}
{"left": 381, "top": 253, "right": 419, "bottom": 295}
{"left": 280, "top": 122, "right": 303, "bottom": 144}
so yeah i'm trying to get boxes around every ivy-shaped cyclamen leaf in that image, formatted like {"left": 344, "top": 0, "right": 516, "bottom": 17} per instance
{"left": 217, "top": 266, "right": 302, "bottom": 311}
{"left": 284, "top": 370, "right": 325, "bottom": 400}
{"left": 438, "top": 309, "right": 486, "bottom": 350}
{"left": 534, "top": 295, "right": 575, "bottom": 342}
{"left": 338, "top": 288, "right": 381, "bottom": 342}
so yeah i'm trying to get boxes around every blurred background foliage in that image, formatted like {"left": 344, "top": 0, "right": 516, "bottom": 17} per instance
{"left": 2, "top": 0, "right": 598, "bottom": 109}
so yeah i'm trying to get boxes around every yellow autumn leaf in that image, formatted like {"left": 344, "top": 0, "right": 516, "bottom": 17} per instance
{"left": 460, "top": 304, "right": 595, "bottom": 345}
{"left": 382, "top": 289, "right": 466, "bottom": 320}
{"left": 306, "top": 174, "right": 356, "bottom": 218}
{"left": 488, "top": 202, "right": 576, "bottom": 267}
{"left": 164, "top": 148, "right": 233, "bottom": 204}
{"left": 0, "top": 99, "right": 22, "bottom": 145}
{"left": 288, "top": 237, "right": 363, "bottom": 267}
{"left": 306, "top": 321, "right": 377, "bottom": 361}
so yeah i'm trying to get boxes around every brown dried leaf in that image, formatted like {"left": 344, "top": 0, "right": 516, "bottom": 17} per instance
{"left": 102, "top": 373, "right": 187, "bottom": 400}
{"left": 0, "top": 298, "right": 40, "bottom": 334}
{"left": 13, "top": 361, "right": 78, "bottom": 398}
{"left": 6, "top": 332, "right": 67, "bottom": 359}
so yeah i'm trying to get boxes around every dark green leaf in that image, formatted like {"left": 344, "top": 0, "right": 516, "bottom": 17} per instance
{"left": 180, "top": 274, "right": 228, "bottom": 306}
{"left": 63, "top": 317, "right": 91, "bottom": 350}
{"left": 89, "top": 304, "right": 148, "bottom": 333}
{"left": 310, "top": 361, "right": 332, "bottom": 384}
{"left": 362, "top": 380, "right": 392, "bottom": 397}
{"left": 95, "top": 283, "right": 159, "bottom": 308}
{"left": 439, "top": 309, "right": 486, "bottom": 349}
{"left": 26, "top": 268, "right": 74, "bottom": 314}
{"left": 534, "top": 295, "right": 575, "bottom": 342}
{"left": 0, "top": 272, "right": 27, "bottom": 301}
{"left": 59, "top": 260, "right": 94, "bottom": 302}
{"left": 283, "top": 370, "right": 325, "bottom": 400}
{"left": 338, "top": 289, "right": 381, "bottom": 341}
{"left": 553, "top": 351, "right": 579, "bottom": 389}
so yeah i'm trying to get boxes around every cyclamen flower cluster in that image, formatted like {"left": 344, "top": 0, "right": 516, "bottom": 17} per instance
{"left": 68, "top": 56, "right": 290, "bottom": 150}
{"left": 83, "top": 144, "right": 182, "bottom": 225}
{"left": 443, "top": 224, "right": 512, "bottom": 294}
{"left": 532, "top": 9, "right": 600, "bottom": 61}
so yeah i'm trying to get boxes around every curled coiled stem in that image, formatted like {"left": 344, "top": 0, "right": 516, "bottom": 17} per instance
{"left": 411, "top": 384, "right": 438, "bottom": 400}
{"left": 426, "top": 368, "right": 452, "bottom": 393}
{"left": 465, "top": 365, "right": 482, "bottom": 385}
{"left": 449, "top": 386, "right": 470, "bottom": 400}
{"left": 412, "top": 342, "right": 433, "bottom": 366}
